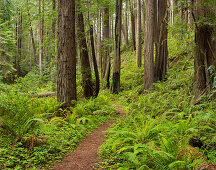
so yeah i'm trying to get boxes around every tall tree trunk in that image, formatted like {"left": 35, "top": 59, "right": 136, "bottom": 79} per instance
{"left": 121, "top": 16, "right": 126, "bottom": 45}
{"left": 39, "top": 0, "right": 43, "bottom": 74}
{"left": 112, "top": 0, "right": 122, "bottom": 94}
{"left": 130, "top": 0, "right": 136, "bottom": 51}
{"left": 124, "top": 1, "right": 129, "bottom": 46}
{"left": 90, "top": 25, "right": 100, "bottom": 97}
{"left": 185, "top": 0, "right": 189, "bottom": 24}
{"left": 179, "top": 1, "right": 184, "bottom": 20}
{"left": 136, "top": 0, "right": 142, "bottom": 67}
{"left": 27, "top": 0, "right": 37, "bottom": 66}
{"left": 170, "top": 0, "right": 174, "bottom": 25}
{"left": 188, "top": 0, "right": 194, "bottom": 24}
{"left": 101, "top": 6, "right": 110, "bottom": 88}
{"left": 16, "top": 12, "right": 22, "bottom": 77}
{"left": 142, "top": 0, "right": 145, "bottom": 33}
{"left": 57, "top": 0, "right": 77, "bottom": 107}
{"left": 77, "top": 4, "right": 93, "bottom": 98}
{"left": 96, "top": 9, "right": 101, "bottom": 68}
{"left": 14, "top": 21, "right": 17, "bottom": 74}
{"left": 144, "top": 0, "right": 154, "bottom": 90}
{"left": 51, "top": 0, "right": 57, "bottom": 60}
{"left": 52, "top": 0, "right": 56, "bottom": 38}
{"left": 154, "top": 0, "right": 168, "bottom": 81}
{"left": 153, "top": 0, "right": 158, "bottom": 44}
{"left": 193, "top": 0, "right": 216, "bottom": 97}
{"left": 29, "top": 24, "right": 37, "bottom": 66}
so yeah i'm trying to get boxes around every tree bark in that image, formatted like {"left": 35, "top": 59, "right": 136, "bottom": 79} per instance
{"left": 170, "top": 0, "right": 174, "bottom": 25}
{"left": 38, "top": 0, "right": 43, "bottom": 74}
{"left": 52, "top": 0, "right": 56, "bottom": 38}
{"left": 57, "top": 0, "right": 77, "bottom": 107}
{"left": 154, "top": 0, "right": 168, "bottom": 81}
{"left": 27, "top": 0, "right": 37, "bottom": 66}
{"left": 136, "top": 0, "right": 142, "bottom": 67}
{"left": 96, "top": 9, "right": 102, "bottom": 68}
{"left": 179, "top": 1, "right": 184, "bottom": 20}
{"left": 185, "top": 0, "right": 189, "bottom": 24}
{"left": 112, "top": 0, "right": 122, "bottom": 94}
{"left": 142, "top": 0, "right": 145, "bottom": 33}
{"left": 188, "top": 0, "right": 194, "bottom": 24}
{"left": 90, "top": 25, "right": 100, "bottom": 98}
{"left": 124, "top": 1, "right": 129, "bottom": 46}
{"left": 144, "top": 0, "right": 154, "bottom": 90}
{"left": 16, "top": 12, "right": 22, "bottom": 77}
{"left": 193, "top": 0, "right": 216, "bottom": 97}
{"left": 130, "top": 0, "right": 136, "bottom": 51}
{"left": 77, "top": 4, "right": 93, "bottom": 98}
{"left": 101, "top": 6, "right": 110, "bottom": 81}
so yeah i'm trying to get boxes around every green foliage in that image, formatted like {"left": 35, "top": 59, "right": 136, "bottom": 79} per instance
{"left": 168, "top": 20, "right": 194, "bottom": 60}
{"left": 208, "top": 65, "right": 216, "bottom": 89}
{"left": 97, "top": 43, "right": 216, "bottom": 169}
{"left": 0, "top": 74, "right": 116, "bottom": 169}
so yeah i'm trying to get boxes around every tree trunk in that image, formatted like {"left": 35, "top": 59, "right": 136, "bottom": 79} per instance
{"left": 16, "top": 12, "right": 22, "bottom": 77}
{"left": 144, "top": 0, "right": 154, "bottom": 90}
{"left": 39, "top": 0, "right": 43, "bottom": 74}
{"left": 179, "top": 1, "right": 184, "bottom": 20}
{"left": 154, "top": 0, "right": 168, "bottom": 81}
{"left": 101, "top": 6, "right": 110, "bottom": 88}
{"left": 188, "top": 0, "right": 194, "bottom": 24}
{"left": 27, "top": 0, "right": 37, "bottom": 66}
{"left": 130, "top": 0, "right": 136, "bottom": 51}
{"left": 142, "top": 0, "right": 145, "bottom": 33}
{"left": 153, "top": 0, "right": 158, "bottom": 44}
{"left": 136, "top": 0, "right": 142, "bottom": 67}
{"left": 90, "top": 25, "right": 100, "bottom": 97}
{"left": 170, "top": 0, "right": 174, "bottom": 25}
{"left": 185, "top": 1, "right": 188, "bottom": 24}
{"left": 77, "top": 5, "right": 93, "bottom": 98}
{"left": 51, "top": 0, "right": 57, "bottom": 60}
{"left": 121, "top": 17, "right": 126, "bottom": 45}
{"left": 101, "top": 6, "right": 110, "bottom": 79}
{"left": 112, "top": 0, "right": 122, "bottom": 94}
{"left": 57, "top": 0, "right": 77, "bottom": 107}
{"left": 124, "top": 1, "right": 129, "bottom": 46}
{"left": 52, "top": 0, "right": 56, "bottom": 38}
{"left": 96, "top": 9, "right": 102, "bottom": 68}
{"left": 193, "top": 0, "right": 216, "bottom": 97}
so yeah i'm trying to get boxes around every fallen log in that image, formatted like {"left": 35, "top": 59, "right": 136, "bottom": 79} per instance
{"left": 33, "top": 92, "right": 56, "bottom": 98}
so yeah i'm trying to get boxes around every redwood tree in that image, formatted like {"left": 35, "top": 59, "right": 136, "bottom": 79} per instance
{"left": 144, "top": 0, "right": 154, "bottom": 90}
{"left": 77, "top": 2, "right": 93, "bottom": 98}
{"left": 57, "top": 0, "right": 77, "bottom": 107}
{"left": 154, "top": 0, "right": 168, "bottom": 81}
{"left": 130, "top": 0, "right": 136, "bottom": 51}
{"left": 193, "top": 0, "right": 216, "bottom": 97}
{"left": 136, "top": 0, "right": 142, "bottom": 68}
{"left": 112, "top": 0, "right": 122, "bottom": 94}
{"left": 101, "top": 6, "right": 110, "bottom": 81}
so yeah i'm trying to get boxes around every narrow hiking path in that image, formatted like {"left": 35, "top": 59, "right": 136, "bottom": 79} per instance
{"left": 52, "top": 105, "right": 126, "bottom": 170}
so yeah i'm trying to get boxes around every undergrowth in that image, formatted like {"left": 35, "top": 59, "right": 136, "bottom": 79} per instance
{"left": 96, "top": 38, "right": 216, "bottom": 169}
{"left": 0, "top": 80, "right": 116, "bottom": 169}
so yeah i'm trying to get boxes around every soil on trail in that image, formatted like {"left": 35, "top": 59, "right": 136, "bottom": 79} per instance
{"left": 52, "top": 105, "right": 125, "bottom": 170}
{"left": 52, "top": 120, "right": 114, "bottom": 170}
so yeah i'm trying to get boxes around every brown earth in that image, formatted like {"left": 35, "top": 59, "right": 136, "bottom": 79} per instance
{"left": 52, "top": 105, "right": 125, "bottom": 170}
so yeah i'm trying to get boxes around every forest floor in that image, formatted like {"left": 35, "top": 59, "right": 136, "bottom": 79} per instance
{"left": 52, "top": 105, "right": 126, "bottom": 170}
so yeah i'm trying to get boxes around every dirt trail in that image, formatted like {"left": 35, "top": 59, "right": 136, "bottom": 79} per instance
{"left": 52, "top": 105, "right": 125, "bottom": 170}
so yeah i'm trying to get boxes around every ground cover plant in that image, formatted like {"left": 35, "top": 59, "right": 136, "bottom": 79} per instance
{"left": 96, "top": 34, "right": 216, "bottom": 170}
{"left": 0, "top": 79, "right": 116, "bottom": 169}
